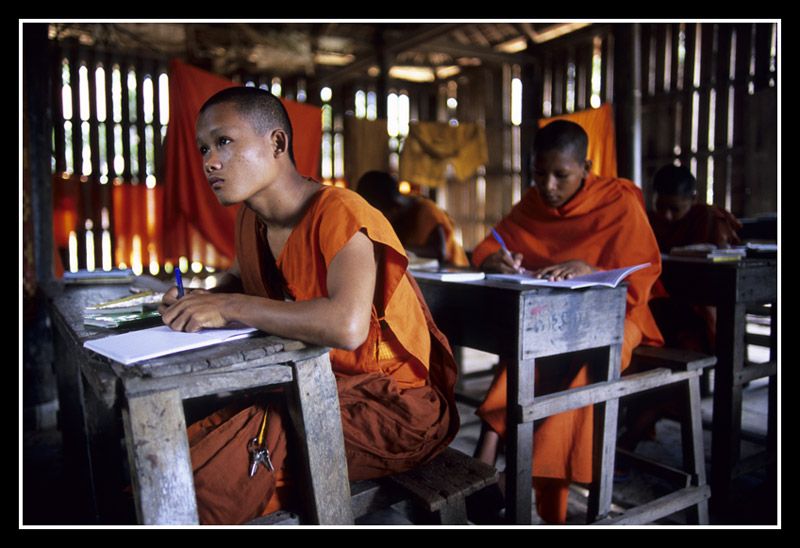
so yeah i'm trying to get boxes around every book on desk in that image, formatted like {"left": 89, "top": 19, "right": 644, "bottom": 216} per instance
{"left": 83, "top": 290, "right": 165, "bottom": 328}
{"left": 410, "top": 267, "right": 486, "bottom": 282}
{"left": 485, "top": 262, "right": 651, "bottom": 289}
{"left": 84, "top": 324, "right": 260, "bottom": 365}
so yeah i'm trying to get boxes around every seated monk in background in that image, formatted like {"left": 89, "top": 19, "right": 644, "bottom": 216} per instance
{"left": 647, "top": 163, "right": 742, "bottom": 355}
{"left": 648, "top": 163, "right": 742, "bottom": 252}
{"left": 356, "top": 170, "right": 469, "bottom": 267}
{"left": 619, "top": 165, "right": 742, "bottom": 452}
{"left": 159, "top": 87, "right": 459, "bottom": 524}
{"left": 470, "top": 120, "right": 663, "bottom": 524}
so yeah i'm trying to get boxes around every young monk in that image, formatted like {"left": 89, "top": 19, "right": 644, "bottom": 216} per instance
{"left": 355, "top": 170, "right": 469, "bottom": 267}
{"left": 617, "top": 164, "right": 743, "bottom": 452}
{"left": 159, "top": 87, "right": 459, "bottom": 524}
{"left": 648, "top": 163, "right": 742, "bottom": 252}
{"left": 470, "top": 120, "right": 663, "bottom": 524}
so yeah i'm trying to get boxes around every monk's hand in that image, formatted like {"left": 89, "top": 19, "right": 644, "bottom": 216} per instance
{"left": 159, "top": 290, "right": 236, "bottom": 333}
{"left": 532, "top": 260, "right": 596, "bottom": 281}
{"left": 481, "top": 249, "right": 524, "bottom": 273}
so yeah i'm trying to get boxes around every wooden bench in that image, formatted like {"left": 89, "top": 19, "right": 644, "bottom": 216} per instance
{"left": 351, "top": 447, "right": 499, "bottom": 525}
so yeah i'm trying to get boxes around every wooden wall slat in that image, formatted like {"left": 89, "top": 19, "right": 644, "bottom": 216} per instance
{"left": 655, "top": 24, "right": 667, "bottom": 94}
{"left": 51, "top": 42, "right": 66, "bottom": 176}
{"left": 602, "top": 33, "right": 614, "bottom": 104}
{"left": 552, "top": 51, "right": 564, "bottom": 115}
{"left": 136, "top": 58, "right": 148, "bottom": 184}
{"left": 678, "top": 23, "right": 696, "bottom": 167}
{"left": 753, "top": 23, "right": 773, "bottom": 91}
{"left": 694, "top": 23, "right": 714, "bottom": 202}
{"left": 120, "top": 60, "right": 132, "bottom": 182}
{"left": 151, "top": 62, "right": 164, "bottom": 184}
{"left": 713, "top": 24, "right": 733, "bottom": 210}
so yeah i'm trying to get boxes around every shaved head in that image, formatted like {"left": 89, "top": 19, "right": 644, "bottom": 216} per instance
{"left": 200, "top": 86, "right": 296, "bottom": 165}
{"left": 533, "top": 120, "right": 589, "bottom": 163}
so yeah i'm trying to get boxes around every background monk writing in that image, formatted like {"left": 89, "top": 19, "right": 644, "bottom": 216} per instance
{"left": 355, "top": 170, "right": 469, "bottom": 267}
{"left": 470, "top": 120, "right": 663, "bottom": 524}
{"left": 159, "top": 87, "right": 459, "bottom": 524}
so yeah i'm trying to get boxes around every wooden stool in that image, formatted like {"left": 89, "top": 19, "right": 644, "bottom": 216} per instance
{"left": 596, "top": 346, "right": 715, "bottom": 525}
{"left": 351, "top": 447, "right": 499, "bottom": 525}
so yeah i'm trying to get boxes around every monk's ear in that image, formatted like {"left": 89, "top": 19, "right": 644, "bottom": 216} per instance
{"left": 270, "top": 129, "right": 288, "bottom": 158}
{"left": 583, "top": 159, "right": 593, "bottom": 176}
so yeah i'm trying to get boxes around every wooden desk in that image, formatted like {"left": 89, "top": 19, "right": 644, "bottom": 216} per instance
{"left": 415, "top": 277, "right": 627, "bottom": 524}
{"left": 44, "top": 282, "right": 354, "bottom": 525}
{"left": 659, "top": 257, "right": 778, "bottom": 514}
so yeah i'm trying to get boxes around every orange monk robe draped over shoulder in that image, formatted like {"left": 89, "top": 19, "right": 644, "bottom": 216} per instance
{"left": 189, "top": 184, "right": 459, "bottom": 524}
{"left": 471, "top": 173, "right": 663, "bottom": 485}
{"left": 394, "top": 196, "right": 469, "bottom": 267}
{"left": 162, "top": 59, "right": 321, "bottom": 267}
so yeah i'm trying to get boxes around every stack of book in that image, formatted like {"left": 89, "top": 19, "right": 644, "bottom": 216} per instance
{"left": 669, "top": 244, "right": 747, "bottom": 262}
{"left": 83, "top": 290, "right": 164, "bottom": 328}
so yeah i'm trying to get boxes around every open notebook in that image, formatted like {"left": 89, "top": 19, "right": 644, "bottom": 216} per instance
{"left": 83, "top": 325, "right": 259, "bottom": 365}
{"left": 486, "top": 262, "right": 651, "bottom": 289}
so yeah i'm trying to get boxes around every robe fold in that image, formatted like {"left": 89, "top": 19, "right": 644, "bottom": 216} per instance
{"left": 472, "top": 174, "right": 663, "bottom": 486}
{"left": 189, "top": 185, "right": 459, "bottom": 524}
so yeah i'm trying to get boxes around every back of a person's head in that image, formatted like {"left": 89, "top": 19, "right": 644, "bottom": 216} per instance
{"left": 355, "top": 171, "right": 401, "bottom": 210}
{"left": 533, "top": 120, "right": 588, "bottom": 162}
{"left": 652, "top": 164, "right": 697, "bottom": 197}
{"left": 200, "top": 86, "right": 296, "bottom": 165}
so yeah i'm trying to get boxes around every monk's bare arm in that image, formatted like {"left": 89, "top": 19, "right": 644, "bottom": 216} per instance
{"left": 159, "top": 231, "right": 377, "bottom": 351}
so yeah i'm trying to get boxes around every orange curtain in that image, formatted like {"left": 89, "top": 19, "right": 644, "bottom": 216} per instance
{"left": 538, "top": 103, "right": 618, "bottom": 179}
{"left": 162, "top": 59, "right": 321, "bottom": 267}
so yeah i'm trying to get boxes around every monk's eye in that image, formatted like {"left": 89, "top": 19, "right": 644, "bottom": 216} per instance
{"left": 199, "top": 145, "right": 209, "bottom": 155}
{"left": 218, "top": 137, "right": 232, "bottom": 147}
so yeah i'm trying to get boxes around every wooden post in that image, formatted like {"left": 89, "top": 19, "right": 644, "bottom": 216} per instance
{"left": 287, "top": 354, "right": 354, "bottom": 524}
{"left": 122, "top": 389, "right": 199, "bottom": 524}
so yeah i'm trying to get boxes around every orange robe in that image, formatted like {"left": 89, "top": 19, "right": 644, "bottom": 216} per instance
{"left": 189, "top": 185, "right": 459, "bottom": 524}
{"left": 394, "top": 196, "right": 469, "bottom": 267}
{"left": 471, "top": 174, "right": 663, "bottom": 519}
{"left": 647, "top": 203, "right": 741, "bottom": 353}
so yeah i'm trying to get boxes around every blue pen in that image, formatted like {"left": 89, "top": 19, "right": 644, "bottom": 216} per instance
{"left": 491, "top": 228, "right": 510, "bottom": 254}
{"left": 175, "top": 268, "right": 185, "bottom": 298}
{"left": 491, "top": 228, "right": 523, "bottom": 273}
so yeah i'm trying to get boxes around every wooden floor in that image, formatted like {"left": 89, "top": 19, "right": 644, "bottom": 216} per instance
{"left": 22, "top": 347, "right": 777, "bottom": 527}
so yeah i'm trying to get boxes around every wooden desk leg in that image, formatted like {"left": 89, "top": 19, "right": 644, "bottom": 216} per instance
{"left": 288, "top": 354, "right": 354, "bottom": 525}
{"left": 710, "top": 302, "right": 746, "bottom": 518}
{"left": 122, "top": 389, "right": 199, "bottom": 524}
{"left": 767, "top": 301, "right": 777, "bottom": 466}
{"left": 51, "top": 322, "right": 98, "bottom": 522}
{"left": 506, "top": 357, "right": 534, "bottom": 525}
{"left": 682, "top": 373, "right": 710, "bottom": 524}
{"left": 587, "top": 343, "right": 621, "bottom": 523}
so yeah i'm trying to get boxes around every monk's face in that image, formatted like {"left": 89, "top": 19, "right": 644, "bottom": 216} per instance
{"left": 531, "top": 149, "right": 590, "bottom": 208}
{"left": 653, "top": 193, "right": 694, "bottom": 222}
{"left": 196, "top": 102, "right": 276, "bottom": 206}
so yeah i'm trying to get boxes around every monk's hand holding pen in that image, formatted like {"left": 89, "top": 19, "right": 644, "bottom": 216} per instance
{"left": 482, "top": 249, "right": 525, "bottom": 274}
{"left": 532, "top": 259, "right": 595, "bottom": 281}
{"left": 160, "top": 290, "right": 238, "bottom": 333}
